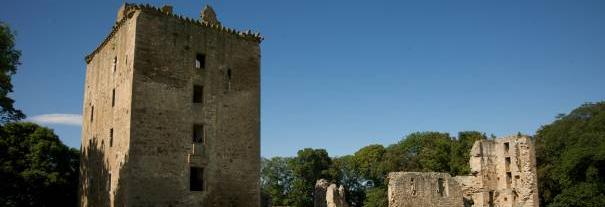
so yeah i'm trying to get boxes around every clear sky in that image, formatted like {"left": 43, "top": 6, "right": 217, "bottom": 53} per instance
{"left": 1, "top": 0, "right": 604, "bottom": 158}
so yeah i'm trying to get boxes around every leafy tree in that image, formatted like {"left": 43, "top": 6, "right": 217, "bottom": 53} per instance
{"left": 353, "top": 144, "right": 387, "bottom": 186}
{"left": 396, "top": 132, "right": 452, "bottom": 172}
{"left": 288, "top": 148, "right": 333, "bottom": 207}
{"left": 363, "top": 186, "right": 387, "bottom": 207}
{"left": 261, "top": 157, "right": 294, "bottom": 206}
{"left": 535, "top": 102, "right": 605, "bottom": 207}
{"left": 331, "top": 155, "right": 365, "bottom": 206}
{"left": 0, "top": 122, "right": 79, "bottom": 207}
{"left": 449, "top": 131, "right": 486, "bottom": 175}
{"left": 0, "top": 22, "right": 25, "bottom": 123}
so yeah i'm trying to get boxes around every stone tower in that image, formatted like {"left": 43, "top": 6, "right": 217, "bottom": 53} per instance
{"left": 79, "top": 4, "right": 262, "bottom": 207}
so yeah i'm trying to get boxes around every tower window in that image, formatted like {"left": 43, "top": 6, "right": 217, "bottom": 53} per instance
{"left": 195, "top": 53, "right": 205, "bottom": 69}
{"left": 506, "top": 172, "right": 512, "bottom": 188}
{"left": 488, "top": 191, "right": 494, "bottom": 207}
{"left": 109, "top": 128, "right": 114, "bottom": 147}
{"left": 504, "top": 142, "right": 510, "bottom": 152}
{"left": 107, "top": 173, "right": 112, "bottom": 190}
{"left": 193, "top": 85, "right": 203, "bottom": 103}
{"left": 111, "top": 89, "right": 116, "bottom": 107}
{"left": 112, "top": 56, "right": 117, "bottom": 72}
{"left": 90, "top": 106, "right": 94, "bottom": 122}
{"left": 190, "top": 167, "right": 204, "bottom": 191}
{"left": 193, "top": 124, "right": 204, "bottom": 143}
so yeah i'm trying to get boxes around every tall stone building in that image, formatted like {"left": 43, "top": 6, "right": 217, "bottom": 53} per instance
{"left": 387, "top": 135, "right": 539, "bottom": 207}
{"left": 79, "top": 4, "right": 262, "bottom": 207}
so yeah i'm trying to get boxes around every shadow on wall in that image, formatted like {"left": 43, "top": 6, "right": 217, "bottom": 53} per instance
{"left": 79, "top": 138, "right": 129, "bottom": 206}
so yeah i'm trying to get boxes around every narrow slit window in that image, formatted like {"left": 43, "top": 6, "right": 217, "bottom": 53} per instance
{"left": 488, "top": 191, "right": 494, "bottom": 207}
{"left": 90, "top": 106, "right": 94, "bottom": 122}
{"left": 107, "top": 173, "right": 112, "bottom": 190}
{"left": 193, "top": 85, "right": 203, "bottom": 103}
{"left": 195, "top": 53, "right": 205, "bottom": 69}
{"left": 112, "top": 56, "right": 117, "bottom": 72}
{"left": 111, "top": 89, "right": 116, "bottom": 107}
{"left": 506, "top": 172, "right": 512, "bottom": 188}
{"left": 193, "top": 124, "right": 204, "bottom": 143}
{"left": 109, "top": 128, "right": 114, "bottom": 147}
{"left": 190, "top": 167, "right": 204, "bottom": 191}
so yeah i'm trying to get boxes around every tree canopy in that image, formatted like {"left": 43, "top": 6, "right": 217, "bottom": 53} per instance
{"left": 0, "top": 122, "right": 79, "bottom": 207}
{"left": 0, "top": 22, "right": 25, "bottom": 123}
{"left": 536, "top": 102, "right": 605, "bottom": 207}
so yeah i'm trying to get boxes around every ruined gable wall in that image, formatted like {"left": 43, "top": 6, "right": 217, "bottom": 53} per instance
{"left": 387, "top": 136, "right": 539, "bottom": 207}
{"left": 465, "top": 136, "right": 539, "bottom": 207}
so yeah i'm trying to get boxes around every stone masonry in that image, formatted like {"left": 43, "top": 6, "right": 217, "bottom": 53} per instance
{"left": 388, "top": 135, "right": 539, "bottom": 207}
{"left": 388, "top": 172, "right": 464, "bottom": 207}
{"left": 314, "top": 179, "right": 350, "bottom": 207}
{"left": 79, "top": 4, "right": 262, "bottom": 207}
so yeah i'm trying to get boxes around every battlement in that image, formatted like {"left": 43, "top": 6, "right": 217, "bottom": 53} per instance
{"left": 85, "top": 3, "right": 263, "bottom": 63}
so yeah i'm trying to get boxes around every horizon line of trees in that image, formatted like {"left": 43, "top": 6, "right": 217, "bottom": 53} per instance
{"left": 261, "top": 102, "right": 605, "bottom": 207}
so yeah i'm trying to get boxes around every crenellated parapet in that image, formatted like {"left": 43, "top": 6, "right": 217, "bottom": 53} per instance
{"left": 85, "top": 3, "right": 263, "bottom": 63}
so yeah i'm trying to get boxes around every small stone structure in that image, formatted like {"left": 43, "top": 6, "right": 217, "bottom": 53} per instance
{"left": 388, "top": 135, "right": 539, "bottom": 207}
{"left": 314, "top": 179, "right": 349, "bottom": 207}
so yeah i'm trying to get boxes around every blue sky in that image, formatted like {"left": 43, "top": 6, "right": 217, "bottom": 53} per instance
{"left": 1, "top": 0, "right": 604, "bottom": 158}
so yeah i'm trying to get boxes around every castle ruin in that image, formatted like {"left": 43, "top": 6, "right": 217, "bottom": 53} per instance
{"left": 79, "top": 4, "right": 262, "bottom": 207}
{"left": 388, "top": 136, "right": 539, "bottom": 207}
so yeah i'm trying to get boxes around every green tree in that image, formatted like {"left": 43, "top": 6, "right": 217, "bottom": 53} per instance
{"left": 535, "top": 102, "right": 605, "bottom": 207}
{"left": 449, "top": 131, "right": 486, "bottom": 175}
{"left": 363, "top": 186, "right": 387, "bottom": 207}
{"left": 353, "top": 144, "right": 387, "bottom": 186}
{"left": 331, "top": 155, "right": 365, "bottom": 206}
{"left": 0, "top": 122, "right": 79, "bottom": 207}
{"left": 261, "top": 157, "right": 294, "bottom": 206}
{"left": 396, "top": 132, "right": 453, "bottom": 172}
{"left": 288, "top": 148, "right": 333, "bottom": 207}
{"left": 0, "top": 22, "right": 25, "bottom": 123}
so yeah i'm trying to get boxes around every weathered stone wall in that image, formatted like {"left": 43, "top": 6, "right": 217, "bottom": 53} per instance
{"left": 80, "top": 7, "right": 137, "bottom": 206}
{"left": 387, "top": 136, "right": 539, "bottom": 207}
{"left": 314, "top": 179, "right": 349, "bottom": 207}
{"left": 388, "top": 172, "right": 464, "bottom": 207}
{"left": 81, "top": 4, "right": 261, "bottom": 207}
{"left": 460, "top": 136, "right": 539, "bottom": 207}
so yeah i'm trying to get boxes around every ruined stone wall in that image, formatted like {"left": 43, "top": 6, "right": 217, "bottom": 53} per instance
{"left": 314, "top": 179, "right": 349, "bottom": 207}
{"left": 80, "top": 7, "right": 138, "bottom": 207}
{"left": 81, "top": 4, "right": 261, "bottom": 207}
{"left": 388, "top": 172, "right": 464, "bottom": 207}
{"left": 461, "top": 136, "right": 539, "bottom": 207}
{"left": 387, "top": 136, "right": 539, "bottom": 207}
